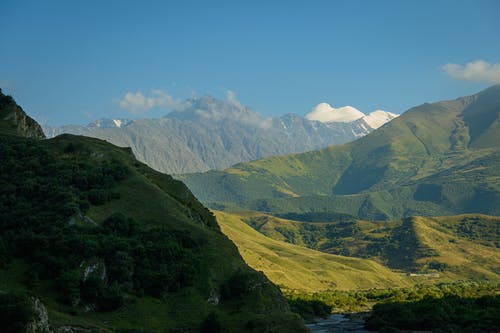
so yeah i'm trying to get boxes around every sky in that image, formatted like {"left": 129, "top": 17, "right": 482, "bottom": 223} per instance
{"left": 1, "top": 0, "right": 500, "bottom": 125}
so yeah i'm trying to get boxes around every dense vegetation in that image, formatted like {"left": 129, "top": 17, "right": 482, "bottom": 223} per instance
{"left": 182, "top": 85, "right": 500, "bottom": 220}
{"left": 0, "top": 292, "right": 36, "bottom": 333}
{"left": 366, "top": 294, "right": 499, "bottom": 332}
{"left": 286, "top": 282, "right": 500, "bottom": 331}
{"left": 0, "top": 135, "right": 203, "bottom": 311}
{"left": 287, "top": 281, "right": 498, "bottom": 313}
{"left": 286, "top": 297, "right": 331, "bottom": 320}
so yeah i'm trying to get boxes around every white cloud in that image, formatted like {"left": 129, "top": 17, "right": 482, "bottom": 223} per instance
{"left": 442, "top": 60, "right": 500, "bottom": 83}
{"left": 225, "top": 90, "right": 244, "bottom": 109}
{"left": 223, "top": 90, "right": 271, "bottom": 128}
{"left": 305, "top": 103, "right": 365, "bottom": 123}
{"left": 118, "top": 89, "right": 184, "bottom": 114}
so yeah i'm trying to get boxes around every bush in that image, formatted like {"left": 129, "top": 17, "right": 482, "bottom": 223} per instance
{"left": 200, "top": 312, "right": 222, "bottom": 333}
{"left": 0, "top": 293, "right": 36, "bottom": 333}
{"left": 220, "top": 270, "right": 256, "bottom": 300}
{"left": 365, "top": 294, "right": 500, "bottom": 332}
{"left": 288, "top": 298, "right": 331, "bottom": 320}
{"left": 57, "top": 269, "right": 81, "bottom": 305}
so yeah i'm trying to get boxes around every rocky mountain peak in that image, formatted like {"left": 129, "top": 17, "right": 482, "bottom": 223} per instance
{"left": 0, "top": 89, "right": 45, "bottom": 139}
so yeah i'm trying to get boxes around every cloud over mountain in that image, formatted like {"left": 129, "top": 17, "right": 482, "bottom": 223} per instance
{"left": 305, "top": 103, "right": 365, "bottom": 123}
{"left": 443, "top": 60, "right": 500, "bottom": 83}
{"left": 118, "top": 89, "right": 185, "bottom": 114}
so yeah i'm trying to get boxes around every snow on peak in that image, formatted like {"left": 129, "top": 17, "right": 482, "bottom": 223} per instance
{"left": 305, "top": 103, "right": 365, "bottom": 123}
{"left": 113, "top": 119, "right": 122, "bottom": 128}
{"left": 361, "top": 110, "right": 399, "bottom": 129}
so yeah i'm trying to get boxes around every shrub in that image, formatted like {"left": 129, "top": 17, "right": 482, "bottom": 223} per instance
{"left": 200, "top": 312, "right": 222, "bottom": 333}
{"left": 0, "top": 293, "right": 36, "bottom": 333}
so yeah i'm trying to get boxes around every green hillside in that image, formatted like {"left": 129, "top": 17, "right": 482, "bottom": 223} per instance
{"left": 214, "top": 211, "right": 411, "bottom": 292}
{"left": 0, "top": 91, "right": 306, "bottom": 332}
{"left": 181, "top": 85, "right": 500, "bottom": 220}
{"left": 232, "top": 210, "right": 499, "bottom": 281}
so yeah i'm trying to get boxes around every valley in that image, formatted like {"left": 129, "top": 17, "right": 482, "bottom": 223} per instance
{"left": 1, "top": 86, "right": 499, "bottom": 332}
{"left": 3, "top": 2, "right": 499, "bottom": 332}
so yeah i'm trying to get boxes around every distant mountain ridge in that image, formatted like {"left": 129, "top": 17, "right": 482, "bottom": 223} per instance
{"left": 42, "top": 117, "right": 132, "bottom": 137}
{"left": 43, "top": 96, "right": 397, "bottom": 174}
{"left": 181, "top": 85, "right": 500, "bottom": 220}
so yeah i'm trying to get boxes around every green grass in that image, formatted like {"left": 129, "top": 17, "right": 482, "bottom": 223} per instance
{"left": 215, "top": 211, "right": 412, "bottom": 292}
{"left": 225, "top": 210, "right": 500, "bottom": 282}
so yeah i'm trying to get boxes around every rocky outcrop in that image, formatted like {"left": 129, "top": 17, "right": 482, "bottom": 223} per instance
{"left": 0, "top": 89, "right": 46, "bottom": 139}
{"left": 25, "top": 297, "right": 51, "bottom": 333}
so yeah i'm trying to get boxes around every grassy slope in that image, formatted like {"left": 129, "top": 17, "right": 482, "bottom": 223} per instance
{"left": 181, "top": 85, "right": 500, "bottom": 220}
{"left": 215, "top": 211, "right": 412, "bottom": 292}
{"left": 0, "top": 131, "right": 305, "bottom": 332}
{"left": 410, "top": 215, "right": 500, "bottom": 280}
{"left": 225, "top": 210, "right": 500, "bottom": 283}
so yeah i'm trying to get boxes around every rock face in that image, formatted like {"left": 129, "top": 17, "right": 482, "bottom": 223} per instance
{"left": 0, "top": 89, "right": 45, "bottom": 139}
{"left": 43, "top": 96, "right": 396, "bottom": 174}
{"left": 25, "top": 297, "right": 51, "bottom": 333}
{"left": 25, "top": 298, "right": 93, "bottom": 333}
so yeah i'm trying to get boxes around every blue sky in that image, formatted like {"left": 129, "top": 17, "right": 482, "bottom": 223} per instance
{"left": 1, "top": 0, "right": 499, "bottom": 125}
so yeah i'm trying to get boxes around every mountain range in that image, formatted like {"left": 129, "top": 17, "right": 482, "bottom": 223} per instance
{"left": 43, "top": 96, "right": 397, "bottom": 174}
{"left": 180, "top": 85, "right": 500, "bottom": 220}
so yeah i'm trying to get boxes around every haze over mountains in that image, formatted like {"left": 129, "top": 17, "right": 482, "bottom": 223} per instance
{"left": 181, "top": 85, "right": 500, "bottom": 220}
{"left": 43, "top": 96, "right": 398, "bottom": 174}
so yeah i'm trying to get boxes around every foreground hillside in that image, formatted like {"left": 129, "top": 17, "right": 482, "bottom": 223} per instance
{"left": 0, "top": 90, "right": 306, "bottom": 332}
{"left": 181, "top": 85, "right": 500, "bottom": 220}
{"left": 43, "top": 96, "right": 396, "bottom": 174}
{"left": 222, "top": 211, "right": 499, "bottom": 284}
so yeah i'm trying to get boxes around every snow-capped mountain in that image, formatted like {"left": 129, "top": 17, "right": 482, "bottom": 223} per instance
{"left": 305, "top": 103, "right": 399, "bottom": 129}
{"left": 43, "top": 97, "right": 398, "bottom": 174}
{"left": 305, "top": 103, "right": 365, "bottom": 123}
{"left": 361, "top": 110, "right": 399, "bottom": 129}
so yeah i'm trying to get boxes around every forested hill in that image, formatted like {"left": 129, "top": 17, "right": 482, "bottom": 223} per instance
{"left": 0, "top": 90, "right": 306, "bottom": 332}
{"left": 181, "top": 85, "right": 500, "bottom": 220}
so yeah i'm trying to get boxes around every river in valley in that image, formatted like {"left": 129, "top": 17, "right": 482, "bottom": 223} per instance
{"left": 306, "top": 313, "right": 371, "bottom": 333}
